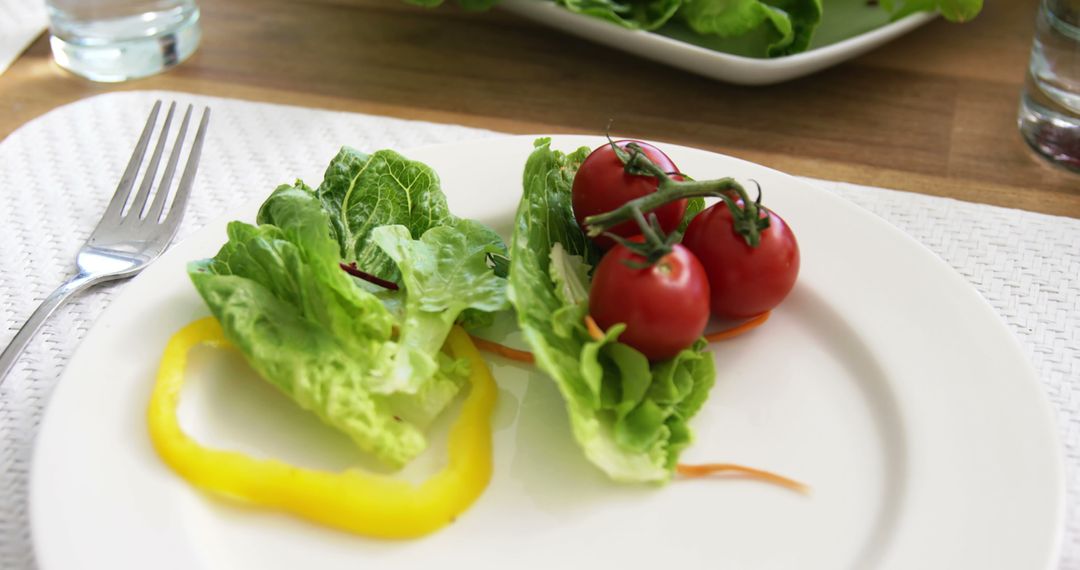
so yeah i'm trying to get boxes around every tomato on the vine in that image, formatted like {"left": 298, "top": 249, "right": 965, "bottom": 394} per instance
{"left": 572, "top": 140, "right": 686, "bottom": 249}
{"left": 681, "top": 202, "right": 799, "bottom": 320}
{"left": 589, "top": 241, "right": 710, "bottom": 361}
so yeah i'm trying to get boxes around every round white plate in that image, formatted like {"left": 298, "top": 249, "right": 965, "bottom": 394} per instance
{"left": 31, "top": 136, "right": 1064, "bottom": 569}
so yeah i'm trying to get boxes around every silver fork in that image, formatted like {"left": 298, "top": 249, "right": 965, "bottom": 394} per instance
{"left": 0, "top": 101, "right": 210, "bottom": 385}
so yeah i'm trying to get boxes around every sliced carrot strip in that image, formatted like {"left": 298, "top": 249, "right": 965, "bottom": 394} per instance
{"left": 704, "top": 311, "right": 770, "bottom": 343}
{"left": 584, "top": 315, "right": 604, "bottom": 342}
{"left": 469, "top": 336, "right": 535, "bottom": 364}
{"left": 676, "top": 462, "right": 808, "bottom": 494}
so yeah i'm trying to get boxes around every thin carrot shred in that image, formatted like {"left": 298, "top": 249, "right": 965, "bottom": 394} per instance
{"left": 469, "top": 336, "right": 535, "bottom": 364}
{"left": 676, "top": 463, "right": 808, "bottom": 494}
{"left": 472, "top": 311, "right": 770, "bottom": 362}
{"left": 584, "top": 315, "right": 604, "bottom": 342}
{"left": 704, "top": 311, "right": 771, "bottom": 343}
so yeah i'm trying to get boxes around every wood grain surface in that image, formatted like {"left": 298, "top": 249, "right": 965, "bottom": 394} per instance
{"left": 1, "top": 0, "right": 1077, "bottom": 217}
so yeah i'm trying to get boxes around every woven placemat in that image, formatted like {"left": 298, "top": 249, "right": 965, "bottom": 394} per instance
{"left": 1, "top": 91, "right": 1076, "bottom": 569}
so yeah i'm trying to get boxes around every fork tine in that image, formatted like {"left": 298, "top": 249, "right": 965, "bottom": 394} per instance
{"left": 126, "top": 102, "right": 176, "bottom": 221}
{"left": 145, "top": 104, "right": 192, "bottom": 223}
{"left": 161, "top": 107, "right": 210, "bottom": 233}
{"left": 99, "top": 101, "right": 162, "bottom": 222}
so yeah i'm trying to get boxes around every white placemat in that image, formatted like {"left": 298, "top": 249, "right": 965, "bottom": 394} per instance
{"left": 0, "top": 0, "right": 46, "bottom": 76}
{"left": 0, "top": 91, "right": 1076, "bottom": 569}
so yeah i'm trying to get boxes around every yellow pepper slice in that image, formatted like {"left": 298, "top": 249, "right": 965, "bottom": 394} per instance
{"left": 148, "top": 317, "right": 497, "bottom": 538}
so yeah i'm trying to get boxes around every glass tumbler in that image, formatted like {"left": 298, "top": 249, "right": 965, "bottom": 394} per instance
{"left": 46, "top": 0, "right": 201, "bottom": 82}
{"left": 1018, "top": 0, "right": 1080, "bottom": 172}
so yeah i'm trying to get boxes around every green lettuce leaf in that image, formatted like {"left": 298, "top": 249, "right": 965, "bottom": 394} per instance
{"left": 555, "top": 0, "right": 682, "bottom": 31}
{"left": 312, "top": 147, "right": 454, "bottom": 284}
{"left": 680, "top": 0, "right": 822, "bottom": 57}
{"left": 507, "top": 138, "right": 717, "bottom": 483}
{"left": 678, "top": 196, "right": 706, "bottom": 233}
{"left": 549, "top": 243, "right": 591, "bottom": 306}
{"left": 880, "top": 0, "right": 981, "bottom": 22}
{"left": 369, "top": 220, "right": 510, "bottom": 394}
{"left": 191, "top": 150, "right": 508, "bottom": 468}
{"left": 190, "top": 187, "right": 430, "bottom": 467}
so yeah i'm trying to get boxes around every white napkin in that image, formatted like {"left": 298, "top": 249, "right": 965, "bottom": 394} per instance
{"left": 0, "top": 0, "right": 47, "bottom": 75}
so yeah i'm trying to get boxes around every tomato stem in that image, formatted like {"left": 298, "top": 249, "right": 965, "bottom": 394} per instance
{"left": 606, "top": 206, "right": 683, "bottom": 269}
{"left": 587, "top": 143, "right": 770, "bottom": 247}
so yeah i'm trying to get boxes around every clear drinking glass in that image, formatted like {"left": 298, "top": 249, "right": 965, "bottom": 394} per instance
{"left": 1018, "top": 0, "right": 1080, "bottom": 172}
{"left": 46, "top": 0, "right": 201, "bottom": 82}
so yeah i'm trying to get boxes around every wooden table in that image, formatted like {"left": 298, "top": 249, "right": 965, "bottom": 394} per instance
{"left": 1, "top": 0, "right": 1077, "bottom": 217}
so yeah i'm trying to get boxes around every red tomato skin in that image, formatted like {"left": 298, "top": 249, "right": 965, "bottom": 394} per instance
{"left": 682, "top": 203, "right": 800, "bottom": 319}
{"left": 572, "top": 140, "right": 687, "bottom": 249}
{"left": 589, "top": 244, "right": 710, "bottom": 361}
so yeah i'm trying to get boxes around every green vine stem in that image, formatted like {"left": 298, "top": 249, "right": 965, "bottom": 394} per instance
{"left": 584, "top": 141, "right": 771, "bottom": 247}
{"left": 606, "top": 207, "right": 683, "bottom": 269}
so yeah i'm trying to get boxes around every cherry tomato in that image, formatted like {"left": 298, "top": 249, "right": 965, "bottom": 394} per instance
{"left": 589, "top": 242, "right": 710, "bottom": 361}
{"left": 572, "top": 140, "right": 687, "bottom": 249}
{"left": 681, "top": 203, "right": 799, "bottom": 320}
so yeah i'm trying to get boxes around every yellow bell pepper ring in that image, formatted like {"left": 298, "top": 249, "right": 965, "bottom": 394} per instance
{"left": 147, "top": 317, "right": 497, "bottom": 538}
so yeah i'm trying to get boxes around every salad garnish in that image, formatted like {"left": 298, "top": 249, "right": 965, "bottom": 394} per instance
{"left": 581, "top": 140, "right": 801, "bottom": 321}
{"left": 676, "top": 463, "right": 808, "bottom": 493}
{"left": 507, "top": 138, "right": 718, "bottom": 483}
{"left": 148, "top": 319, "right": 497, "bottom": 538}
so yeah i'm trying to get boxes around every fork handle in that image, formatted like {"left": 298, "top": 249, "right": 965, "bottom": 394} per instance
{"left": 0, "top": 274, "right": 102, "bottom": 386}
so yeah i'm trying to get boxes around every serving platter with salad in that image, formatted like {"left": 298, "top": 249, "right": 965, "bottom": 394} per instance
{"left": 31, "top": 135, "right": 1062, "bottom": 569}
{"left": 500, "top": 0, "right": 939, "bottom": 84}
{"left": 411, "top": 0, "right": 982, "bottom": 84}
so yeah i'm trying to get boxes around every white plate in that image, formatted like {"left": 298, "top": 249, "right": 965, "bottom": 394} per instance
{"left": 31, "top": 135, "right": 1063, "bottom": 569}
{"left": 501, "top": 0, "right": 936, "bottom": 85}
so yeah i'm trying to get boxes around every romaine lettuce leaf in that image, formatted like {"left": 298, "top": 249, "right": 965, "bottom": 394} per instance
{"left": 679, "top": 0, "right": 822, "bottom": 57}
{"left": 312, "top": 147, "right": 454, "bottom": 284}
{"left": 679, "top": 196, "right": 706, "bottom": 233}
{"left": 555, "top": 0, "right": 682, "bottom": 31}
{"left": 507, "top": 138, "right": 717, "bottom": 483}
{"left": 190, "top": 187, "right": 430, "bottom": 467}
{"left": 880, "top": 0, "right": 981, "bottom": 22}
{"left": 190, "top": 150, "right": 507, "bottom": 469}
{"left": 369, "top": 219, "right": 510, "bottom": 394}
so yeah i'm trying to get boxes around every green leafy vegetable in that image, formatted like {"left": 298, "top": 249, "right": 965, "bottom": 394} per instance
{"left": 190, "top": 149, "right": 507, "bottom": 469}
{"left": 507, "top": 138, "right": 717, "bottom": 483}
{"left": 679, "top": 0, "right": 821, "bottom": 57}
{"left": 370, "top": 220, "right": 510, "bottom": 394}
{"left": 767, "top": 0, "right": 824, "bottom": 56}
{"left": 881, "top": 0, "right": 981, "bottom": 22}
{"left": 556, "top": 0, "right": 682, "bottom": 30}
{"left": 190, "top": 187, "right": 429, "bottom": 467}
{"left": 312, "top": 147, "right": 454, "bottom": 284}
{"left": 549, "top": 243, "right": 591, "bottom": 306}
{"left": 678, "top": 196, "right": 706, "bottom": 233}
{"left": 405, "top": 0, "right": 980, "bottom": 59}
